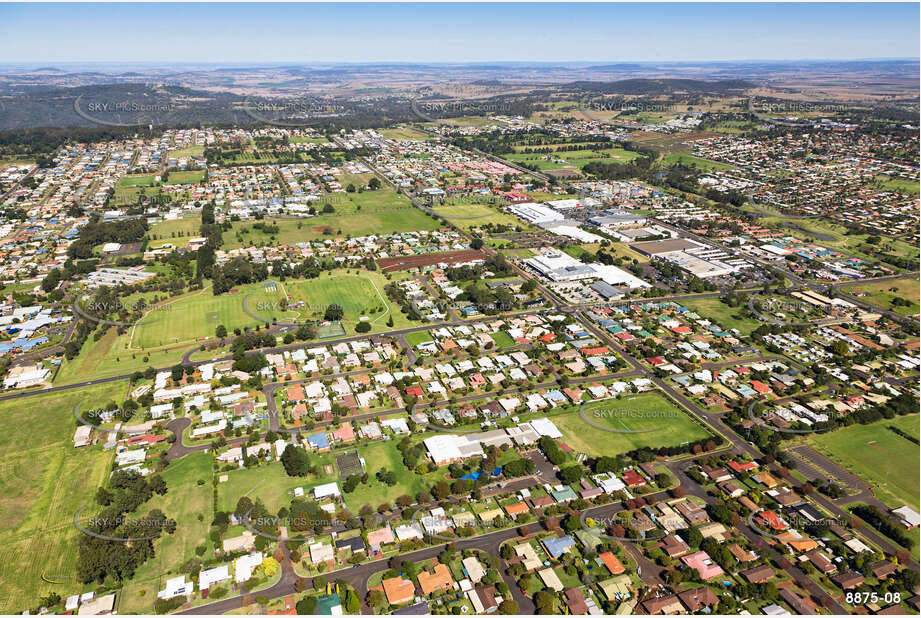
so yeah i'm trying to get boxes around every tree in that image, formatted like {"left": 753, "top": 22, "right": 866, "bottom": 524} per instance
{"left": 534, "top": 590, "right": 556, "bottom": 614}
{"left": 355, "top": 321, "right": 371, "bottom": 333}
{"left": 261, "top": 556, "right": 280, "bottom": 577}
{"left": 368, "top": 177, "right": 381, "bottom": 190}
{"left": 281, "top": 445, "right": 310, "bottom": 477}
{"left": 344, "top": 589, "right": 360, "bottom": 614}
{"left": 324, "top": 304, "right": 344, "bottom": 321}
{"left": 498, "top": 600, "right": 519, "bottom": 614}
{"left": 295, "top": 596, "right": 317, "bottom": 614}
{"left": 215, "top": 324, "right": 227, "bottom": 339}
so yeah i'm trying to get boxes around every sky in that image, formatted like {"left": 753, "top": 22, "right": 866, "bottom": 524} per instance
{"left": 0, "top": 2, "right": 918, "bottom": 64}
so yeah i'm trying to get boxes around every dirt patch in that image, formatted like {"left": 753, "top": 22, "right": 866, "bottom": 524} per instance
{"left": 377, "top": 249, "right": 490, "bottom": 272}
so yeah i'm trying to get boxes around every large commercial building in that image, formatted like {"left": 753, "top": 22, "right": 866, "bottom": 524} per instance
{"left": 523, "top": 250, "right": 650, "bottom": 289}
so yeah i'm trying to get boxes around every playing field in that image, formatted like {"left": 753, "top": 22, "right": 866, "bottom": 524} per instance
{"left": 505, "top": 146, "right": 642, "bottom": 171}
{"left": 146, "top": 216, "right": 202, "bottom": 249}
{"left": 379, "top": 127, "right": 433, "bottom": 141}
{"left": 129, "top": 270, "right": 410, "bottom": 348}
{"left": 843, "top": 277, "right": 920, "bottom": 316}
{"left": 0, "top": 382, "right": 127, "bottom": 613}
{"left": 130, "top": 283, "right": 278, "bottom": 348}
{"left": 552, "top": 392, "right": 713, "bottom": 457}
{"left": 805, "top": 414, "right": 920, "bottom": 510}
{"left": 662, "top": 152, "right": 736, "bottom": 172}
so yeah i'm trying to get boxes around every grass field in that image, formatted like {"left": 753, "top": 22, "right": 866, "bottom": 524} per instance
{"left": 116, "top": 452, "right": 213, "bottom": 614}
{"left": 662, "top": 152, "right": 736, "bottom": 172}
{"left": 874, "top": 174, "right": 920, "bottom": 196}
{"left": 0, "top": 382, "right": 127, "bottom": 613}
{"left": 127, "top": 270, "right": 409, "bottom": 349}
{"left": 222, "top": 189, "right": 439, "bottom": 249}
{"left": 678, "top": 297, "right": 762, "bottom": 336}
{"left": 759, "top": 216, "right": 919, "bottom": 266}
{"left": 405, "top": 331, "right": 433, "bottom": 347}
{"left": 146, "top": 217, "right": 202, "bottom": 249}
{"left": 118, "top": 174, "right": 159, "bottom": 188}
{"left": 216, "top": 459, "right": 337, "bottom": 516}
{"left": 843, "top": 277, "right": 920, "bottom": 316}
{"left": 54, "top": 327, "right": 199, "bottom": 385}
{"left": 552, "top": 392, "right": 712, "bottom": 457}
{"left": 167, "top": 170, "right": 206, "bottom": 184}
{"left": 505, "top": 147, "right": 642, "bottom": 172}
{"left": 380, "top": 127, "right": 433, "bottom": 141}
{"left": 342, "top": 440, "right": 446, "bottom": 512}
{"left": 429, "top": 198, "right": 528, "bottom": 231}
{"left": 806, "top": 415, "right": 920, "bottom": 511}
{"left": 168, "top": 145, "right": 205, "bottom": 158}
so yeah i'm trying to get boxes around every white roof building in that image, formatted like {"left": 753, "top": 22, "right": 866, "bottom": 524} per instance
{"left": 199, "top": 565, "right": 231, "bottom": 590}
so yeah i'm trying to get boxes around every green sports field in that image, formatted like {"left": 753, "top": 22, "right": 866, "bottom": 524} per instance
{"left": 505, "top": 146, "right": 642, "bottom": 171}
{"left": 0, "top": 382, "right": 127, "bottom": 613}
{"left": 128, "top": 270, "right": 411, "bottom": 348}
{"left": 552, "top": 392, "right": 713, "bottom": 457}
{"left": 806, "top": 414, "right": 920, "bottom": 510}
{"left": 662, "top": 152, "right": 736, "bottom": 172}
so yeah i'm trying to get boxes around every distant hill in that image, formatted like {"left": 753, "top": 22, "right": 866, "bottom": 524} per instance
{"left": 571, "top": 78, "right": 756, "bottom": 95}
